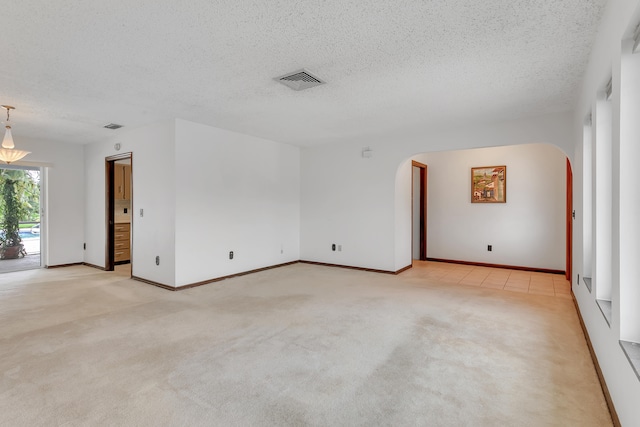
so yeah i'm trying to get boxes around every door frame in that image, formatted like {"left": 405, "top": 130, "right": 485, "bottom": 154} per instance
{"left": 105, "top": 152, "right": 132, "bottom": 272}
{"left": 0, "top": 164, "right": 44, "bottom": 270}
{"left": 566, "top": 158, "right": 573, "bottom": 281}
{"left": 412, "top": 161, "right": 428, "bottom": 261}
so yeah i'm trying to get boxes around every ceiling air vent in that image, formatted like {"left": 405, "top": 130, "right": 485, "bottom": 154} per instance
{"left": 103, "top": 123, "right": 123, "bottom": 130}
{"left": 274, "top": 68, "right": 326, "bottom": 91}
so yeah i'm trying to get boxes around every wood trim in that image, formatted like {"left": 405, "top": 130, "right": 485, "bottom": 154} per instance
{"left": 422, "top": 166, "right": 427, "bottom": 259}
{"left": 105, "top": 159, "right": 115, "bottom": 272}
{"left": 176, "top": 261, "right": 300, "bottom": 290}
{"left": 45, "top": 262, "right": 84, "bottom": 269}
{"left": 105, "top": 152, "right": 133, "bottom": 162}
{"left": 133, "top": 261, "right": 300, "bottom": 291}
{"left": 395, "top": 264, "right": 413, "bottom": 274}
{"left": 412, "top": 161, "right": 427, "bottom": 260}
{"left": 571, "top": 292, "right": 621, "bottom": 427}
{"left": 82, "top": 262, "right": 107, "bottom": 271}
{"left": 105, "top": 152, "right": 133, "bottom": 274}
{"left": 426, "top": 257, "right": 565, "bottom": 275}
{"left": 566, "top": 158, "right": 573, "bottom": 281}
{"left": 131, "top": 276, "right": 176, "bottom": 291}
{"left": 67, "top": 260, "right": 410, "bottom": 291}
{"left": 300, "top": 260, "right": 411, "bottom": 275}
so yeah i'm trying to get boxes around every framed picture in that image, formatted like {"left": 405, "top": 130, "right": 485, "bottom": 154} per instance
{"left": 471, "top": 166, "right": 506, "bottom": 203}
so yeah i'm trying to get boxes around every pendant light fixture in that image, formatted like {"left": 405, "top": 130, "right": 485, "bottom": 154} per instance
{"left": 0, "top": 105, "right": 30, "bottom": 164}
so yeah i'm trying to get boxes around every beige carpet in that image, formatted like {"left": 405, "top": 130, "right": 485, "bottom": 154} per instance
{"left": 0, "top": 264, "right": 611, "bottom": 426}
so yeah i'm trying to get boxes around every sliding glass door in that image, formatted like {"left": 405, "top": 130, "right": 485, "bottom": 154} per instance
{"left": 0, "top": 166, "right": 41, "bottom": 273}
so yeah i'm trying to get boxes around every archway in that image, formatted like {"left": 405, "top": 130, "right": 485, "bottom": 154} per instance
{"left": 395, "top": 143, "right": 571, "bottom": 275}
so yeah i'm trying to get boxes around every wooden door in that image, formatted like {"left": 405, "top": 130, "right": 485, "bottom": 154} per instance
{"left": 114, "top": 163, "right": 125, "bottom": 200}
{"left": 123, "top": 165, "right": 131, "bottom": 200}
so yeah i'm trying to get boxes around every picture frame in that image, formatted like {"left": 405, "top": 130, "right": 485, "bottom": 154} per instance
{"left": 471, "top": 165, "right": 506, "bottom": 203}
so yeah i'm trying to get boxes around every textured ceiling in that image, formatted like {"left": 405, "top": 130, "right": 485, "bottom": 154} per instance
{"left": 1, "top": 1, "right": 608, "bottom": 146}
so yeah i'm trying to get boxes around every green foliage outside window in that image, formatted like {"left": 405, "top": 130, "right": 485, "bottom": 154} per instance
{"left": 0, "top": 169, "right": 40, "bottom": 248}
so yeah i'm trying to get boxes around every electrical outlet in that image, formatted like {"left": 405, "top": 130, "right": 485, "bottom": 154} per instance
{"left": 83, "top": 243, "right": 86, "bottom": 250}
{"left": 332, "top": 244, "right": 336, "bottom": 251}
{"left": 155, "top": 256, "right": 160, "bottom": 265}
{"left": 487, "top": 245, "right": 492, "bottom": 252}
{"left": 229, "top": 251, "right": 234, "bottom": 260}
{"left": 140, "top": 208, "right": 144, "bottom": 217}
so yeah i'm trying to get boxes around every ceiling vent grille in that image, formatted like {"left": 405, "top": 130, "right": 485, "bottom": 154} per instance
{"left": 103, "top": 123, "right": 123, "bottom": 130}
{"left": 274, "top": 68, "right": 326, "bottom": 91}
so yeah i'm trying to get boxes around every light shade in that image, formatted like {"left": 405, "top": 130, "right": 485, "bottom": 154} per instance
{"left": 2, "top": 126, "right": 14, "bottom": 149}
{"left": 0, "top": 147, "right": 30, "bottom": 164}
{"left": 0, "top": 106, "right": 30, "bottom": 164}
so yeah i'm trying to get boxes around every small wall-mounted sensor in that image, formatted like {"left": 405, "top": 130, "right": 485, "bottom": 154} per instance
{"left": 362, "top": 147, "right": 373, "bottom": 158}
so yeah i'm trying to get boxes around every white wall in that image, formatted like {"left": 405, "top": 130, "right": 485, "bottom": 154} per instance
{"left": 84, "top": 120, "right": 177, "bottom": 287}
{"left": 83, "top": 118, "right": 300, "bottom": 288}
{"left": 301, "top": 144, "right": 398, "bottom": 271}
{"left": 14, "top": 138, "right": 85, "bottom": 266}
{"left": 619, "top": 40, "right": 640, "bottom": 344}
{"left": 301, "top": 112, "right": 573, "bottom": 272}
{"left": 411, "top": 144, "right": 566, "bottom": 270}
{"left": 572, "top": 0, "right": 640, "bottom": 425}
{"left": 582, "top": 122, "right": 593, "bottom": 276}
{"left": 395, "top": 160, "right": 413, "bottom": 270}
{"left": 174, "top": 119, "right": 300, "bottom": 287}
{"left": 593, "top": 97, "right": 613, "bottom": 301}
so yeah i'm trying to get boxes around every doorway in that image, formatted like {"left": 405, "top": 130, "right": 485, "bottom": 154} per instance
{"left": 412, "top": 161, "right": 427, "bottom": 261}
{"left": 106, "top": 153, "right": 132, "bottom": 274}
{"left": 0, "top": 166, "right": 42, "bottom": 273}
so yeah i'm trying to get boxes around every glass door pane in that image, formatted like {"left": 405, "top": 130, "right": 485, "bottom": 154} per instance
{"left": 0, "top": 166, "right": 41, "bottom": 273}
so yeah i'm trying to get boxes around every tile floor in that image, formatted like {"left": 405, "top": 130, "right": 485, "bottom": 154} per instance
{"left": 406, "top": 260, "right": 572, "bottom": 299}
{"left": 0, "top": 254, "right": 41, "bottom": 274}
{"left": 114, "top": 263, "right": 132, "bottom": 276}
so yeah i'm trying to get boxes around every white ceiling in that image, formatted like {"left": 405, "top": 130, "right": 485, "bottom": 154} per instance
{"left": 2, "top": 1, "right": 608, "bottom": 147}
